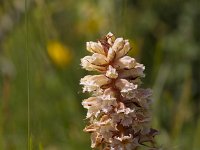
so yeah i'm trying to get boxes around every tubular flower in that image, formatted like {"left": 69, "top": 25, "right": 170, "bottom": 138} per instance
{"left": 80, "top": 32, "right": 158, "bottom": 150}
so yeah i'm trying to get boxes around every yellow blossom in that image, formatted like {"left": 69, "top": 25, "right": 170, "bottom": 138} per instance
{"left": 47, "top": 41, "right": 72, "bottom": 68}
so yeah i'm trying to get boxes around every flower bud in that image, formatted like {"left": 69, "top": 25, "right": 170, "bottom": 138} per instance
{"left": 87, "top": 41, "right": 105, "bottom": 55}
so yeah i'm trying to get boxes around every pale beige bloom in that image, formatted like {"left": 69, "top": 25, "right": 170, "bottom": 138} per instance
{"left": 106, "top": 65, "right": 118, "bottom": 79}
{"left": 97, "top": 117, "right": 118, "bottom": 141}
{"left": 110, "top": 134, "right": 139, "bottom": 150}
{"left": 113, "top": 56, "right": 136, "bottom": 70}
{"left": 82, "top": 97, "right": 101, "bottom": 118}
{"left": 86, "top": 41, "right": 105, "bottom": 55}
{"left": 80, "top": 32, "right": 158, "bottom": 150}
{"left": 118, "top": 65, "right": 145, "bottom": 80}
{"left": 106, "top": 47, "right": 116, "bottom": 62}
{"left": 80, "top": 75, "right": 111, "bottom": 93}
{"left": 106, "top": 32, "right": 115, "bottom": 45}
{"left": 100, "top": 91, "right": 117, "bottom": 113}
{"left": 115, "top": 79, "right": 138, "bottom": 99}
{"left": 81, "top": 57, "right": 107, "bottom": 72}
{"left": 112, "top": 38, "right": 125, "bottom": 52}
{"left": 82, "top": 53, "right": 108, "bottom": 65}
{"left": 115, "top": 40, "right": 131, "bottom": 59}
{"left": 105, "top": 38, "right": 131, "bottom": 62}
{"left": 85, "top": 115, "right": 118, "bottom": 143}
{"left": 112, "top": 107, "right": 135, "bottom": 127}
{"left": 82, "top": 89, "right": 118, "bottom": 118}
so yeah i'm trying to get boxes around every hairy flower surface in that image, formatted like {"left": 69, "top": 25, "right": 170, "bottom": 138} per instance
{"left": 80, "top": 32, "right": 158, "bottom": 150}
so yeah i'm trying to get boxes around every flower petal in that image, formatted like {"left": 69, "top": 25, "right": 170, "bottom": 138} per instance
{"left": 106, "top": 65, "right": 118, "bottom": 79}
{"left": 115, "top": 79, "right": 138, "bottom": 99}
{"left": 81, "top": 56, "right": 107, "bottom": 72}
{"left": 80, "top": 75, "right": 111, "bottom": 93}
{"left": 106, "top": 32, "right": 116, "bottom": 45}
{"left": 118, "top": 63, "right": 145, "bottom": 79}
{"left": 112, "top": 38, "right": 125, "bottom": 52}
{"left": 115, "top": 40, "right": 131, "bottom": 59}
{"left": 113, "top": 56, "right": 136, "bottom": 70}
{"left": 87, "top": 41, "right": 105, "bottom": 55}
{"left": 107, "top": 47, "right": 116, "bottom": 62}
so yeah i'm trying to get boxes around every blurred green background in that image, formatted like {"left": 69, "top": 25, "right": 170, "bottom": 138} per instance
{"left": 0, "top": 0, "right": 200, "bottom": 149}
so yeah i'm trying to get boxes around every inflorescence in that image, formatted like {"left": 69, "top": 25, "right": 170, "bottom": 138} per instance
{"left": 80, "top": 32, "right": 158, "bottom": 150}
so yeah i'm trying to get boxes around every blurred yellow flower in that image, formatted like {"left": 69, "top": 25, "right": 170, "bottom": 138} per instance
{"left": 47, "top": 41, "right": 72, "bottom": 68}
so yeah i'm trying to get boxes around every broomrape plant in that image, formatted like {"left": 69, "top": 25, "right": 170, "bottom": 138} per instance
{"left": 80, "top": 32, "right": 158, "bottom": 150}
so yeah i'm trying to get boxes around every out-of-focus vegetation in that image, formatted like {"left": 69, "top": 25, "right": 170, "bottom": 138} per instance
{"left": 0, "top": 0, "right": 199, "bottom": 149}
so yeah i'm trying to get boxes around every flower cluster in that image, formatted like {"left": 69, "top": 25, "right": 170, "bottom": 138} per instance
{"left": 80, "top": 32, "right": 158, "bottom": 150}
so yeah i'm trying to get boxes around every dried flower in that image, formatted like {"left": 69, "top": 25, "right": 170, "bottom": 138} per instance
{"left": 80, "top": 32, "right": 158, "bottom": 150}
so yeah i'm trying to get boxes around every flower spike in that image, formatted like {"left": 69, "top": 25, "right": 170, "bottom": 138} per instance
{"left": 80, "top": 32, "right": 158, "bottom": 150}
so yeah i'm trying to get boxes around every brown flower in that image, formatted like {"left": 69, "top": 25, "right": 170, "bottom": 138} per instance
{"left": 80, "top": 33, "right": 158, "bottom": 150}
